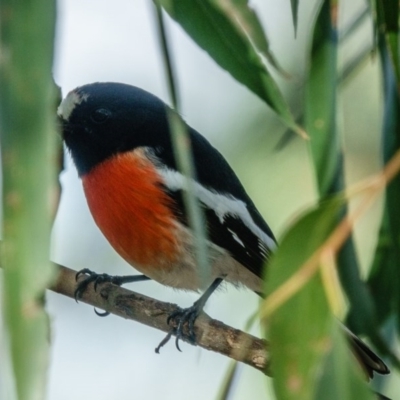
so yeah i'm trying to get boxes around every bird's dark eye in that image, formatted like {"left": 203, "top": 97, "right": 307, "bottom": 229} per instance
{"left": 91, "top": 108, "right": 111, "bottom": 123}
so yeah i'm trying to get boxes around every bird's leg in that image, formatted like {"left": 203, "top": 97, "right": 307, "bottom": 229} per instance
{"left": 156, "top": 277, "right": 224, "bottom": 352}
{"left": 74, "top": 268, "right": 150, "bottom": 316}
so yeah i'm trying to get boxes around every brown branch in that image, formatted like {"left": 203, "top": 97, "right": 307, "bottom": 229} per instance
{"left": 50, "top": 264, "right": 271, "bottom": 374}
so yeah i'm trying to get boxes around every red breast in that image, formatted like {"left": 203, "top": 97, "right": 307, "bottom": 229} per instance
{"left": 82, "top": 148, "right": 180, "bottom": 272}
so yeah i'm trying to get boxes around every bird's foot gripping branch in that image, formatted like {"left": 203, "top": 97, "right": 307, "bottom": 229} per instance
{"left": 52, "top": 263, "right": 271, "bottom": 373}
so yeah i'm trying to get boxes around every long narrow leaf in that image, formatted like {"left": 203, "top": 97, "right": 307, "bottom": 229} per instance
{"left": 368, "top": 28, "right": 400, "bottom": 335}
{"left": 375, "top": 0, "right": 400, "bottom": 84}
{"left": 305, "top": 0, "right": 338, "bottom": 196}
{"left": 290, "top": 0, "right": 299, "bottom": 37}
{"left": 153, "top": 5, "right": 210, "bottom": 286}
{"left": 305, "top": 0, "right": 386, "bottom": 375}
{"left": 0, "top": 2, "right": 57, "bottom": 400}
{"left": 224, "top": 0, "right": 289, "bottom": 76}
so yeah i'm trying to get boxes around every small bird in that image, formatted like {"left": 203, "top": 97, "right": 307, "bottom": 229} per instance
{"left": 58, "top": 82, "right": 389, "bottom": 378}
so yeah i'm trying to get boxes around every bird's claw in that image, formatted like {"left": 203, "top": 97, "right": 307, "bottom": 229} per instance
{"left": 156, "top": 304, "right": 200, "bottom": 353}
{"left": 74, "top": 270, "right": 150, "bottom": 317}
{"left": 94, "top": 308, "right": 110, "bottom": 317}
{"left": 74, "top": 268, "right": 128, "bottom": 299}
{"left": 168, "top": 305, "right": 198, "bottom": 347}
{"left": 74, "top": 268, "right": 119, "bottom": 316}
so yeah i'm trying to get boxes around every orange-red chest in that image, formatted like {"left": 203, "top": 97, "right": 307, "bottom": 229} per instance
{"left": 82, "top": 149, "right": 179, "bottom": 272}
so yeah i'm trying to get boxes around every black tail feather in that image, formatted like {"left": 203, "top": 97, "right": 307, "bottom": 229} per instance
{"left": 343, "top": 326, "right": 390, "bottom": 379}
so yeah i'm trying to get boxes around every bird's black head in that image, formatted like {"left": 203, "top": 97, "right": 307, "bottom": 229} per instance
{"left": 58, "top": 82, "right": 173, "bottom": 176}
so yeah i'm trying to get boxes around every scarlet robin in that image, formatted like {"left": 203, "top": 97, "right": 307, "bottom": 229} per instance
{"left": 58, "top": 82, "right": 389, "bottom": 378}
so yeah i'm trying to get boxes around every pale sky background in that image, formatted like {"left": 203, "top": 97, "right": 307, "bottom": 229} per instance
{"left": 2, "top": 0, "right": 394, "bottom": 399}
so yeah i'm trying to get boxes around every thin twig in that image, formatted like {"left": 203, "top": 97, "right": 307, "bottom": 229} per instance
{"left": 153, "top": 4, "right": 180, "bottom": 110}
{"left": 50, "top": 264, "right": 271, "bottom": 375}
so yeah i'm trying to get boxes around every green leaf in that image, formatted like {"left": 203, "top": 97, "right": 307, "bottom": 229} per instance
{"left": 227, "top": 0, "right": 289, "bottom": 76}
{"left": 0, "top": 1, "right": 57, "bottom": 399}
{"left": 265, "top": 197, "right": 344, "bottom": 400}
{"left": 306, "top": 0, "right": 386, "bottom": 362}
{"left": 368, "top": 28, "right": 400, "bottom": 335}
{"left": 265, "top": 197, "right": 381, "bottom": 399}
{"left": 154, "top": 0, "right": 304, "bottom": 136}
{"left": 314, "top": 324, "right": 375, "bottom": 400}
{"left": 305, "top": 0, "right": 338, "bottom": 196}
{"left": 368, "top": 210, "right": 400, "bottom": 326}
{"left": 375, "top": 0, "right": 400, "bottom": 84}
{"left": 290, "top": 0, "right": 299, "bottom": 36}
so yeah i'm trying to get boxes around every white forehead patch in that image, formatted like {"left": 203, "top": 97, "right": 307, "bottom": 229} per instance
{"left": 57, "top": 90, "right": 89, "bottom": 121}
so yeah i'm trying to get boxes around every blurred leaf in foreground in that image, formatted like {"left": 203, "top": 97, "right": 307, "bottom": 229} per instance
{"left": 314, "top": 324, "right": 374, "bottom": 400}
{"left": 263, "top": 196, "right": 380, "bottom": 399}
{"left": 0, "top": 1, "right": 57, "bottom": 399}
{"left": 263, "top": 198, "right": 339, "bottom": 400}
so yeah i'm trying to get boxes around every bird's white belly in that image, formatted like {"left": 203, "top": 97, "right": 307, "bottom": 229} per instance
{"left": 135, "top": 223, "right": 263, "bottom": 293}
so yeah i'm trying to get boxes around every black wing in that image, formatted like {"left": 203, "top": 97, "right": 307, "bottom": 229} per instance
{"left": 165, "top": 188, "right": 274, "bottom": 279}
{"left": 153, "top": 124, "right": 276, "bottom": 278}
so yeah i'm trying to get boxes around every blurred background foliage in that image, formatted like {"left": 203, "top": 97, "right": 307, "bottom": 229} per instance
{"left": 1, "top": 0, "right": 399, "bottom": 399}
